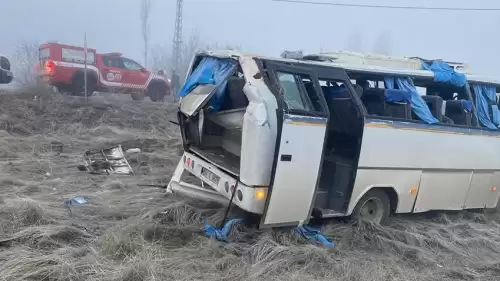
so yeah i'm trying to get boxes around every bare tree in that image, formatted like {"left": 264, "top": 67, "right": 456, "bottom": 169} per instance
{"left": 140, "top": 0, "right": 152, "bottom": 68}
{"left": 149, "top": 44, "right": 171, "bottom": 74}
{"left": 12, "top": 40, "right": 39, "bottom": 85}
{"left": 178, "top": 31, "right": 202, "bottom": 78}
{"left": 148, "top": 30, "right": 242, "bottom": 82}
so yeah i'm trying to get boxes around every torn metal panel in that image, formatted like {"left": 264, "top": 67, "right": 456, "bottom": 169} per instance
{"left": 83, "top": 145, "right": 134, "bottom": 175}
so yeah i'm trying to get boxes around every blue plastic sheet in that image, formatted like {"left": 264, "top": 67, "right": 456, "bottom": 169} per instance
{"left": 460, "top": 100, "right": 473, "bottom": 112}
{"left": 178, "top": 56, "right": 237, "bottom": 113}
{"left": 385, "top": 77, "right": 439, "bottom": 124}
{"left": 384, "top": 89, "right": 412, "bottom": 103}
{"left": 492, "top": 105, "right": 500, "bottom": 126}
{"left": 204, "top": 218, "right": 243, "bottom": 242}
{"left": 323, "top": 84, "right": 348, "bottom": 98}
{"left": 296, "top": 225, "right": 335, "bottom": 248}
{"left": 472, "top": 84, "right": 498, "bottom": 129}
{"left": 421, "top": 61, "right": 467, "bottom": 87}
{"left": 64, "top": 196, "right": 88, "bottom": 206}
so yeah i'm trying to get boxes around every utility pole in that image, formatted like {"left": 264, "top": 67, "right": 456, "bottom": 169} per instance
{"left": 172, "top": 0, "right": 183, "bottom": 73}
{"left": 84, "top": 32, "right": 88, "bottom": 101}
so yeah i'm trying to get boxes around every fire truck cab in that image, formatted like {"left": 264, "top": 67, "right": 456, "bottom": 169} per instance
{"left": 38, "top": 42, "right": 171, "bottom": 101}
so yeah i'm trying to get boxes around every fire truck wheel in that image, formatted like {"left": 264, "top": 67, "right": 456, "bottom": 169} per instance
{"left": 71, "top": 74, "right": 95, "bottom": 96}
{"left": 131, "top": 92, "right": 145, "bottom": 101}
{"left": 147, "top": 83, "right": 166, "bottom": 102}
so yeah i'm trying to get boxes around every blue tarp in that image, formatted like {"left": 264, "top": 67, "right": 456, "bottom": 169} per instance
{"left": 421, "top": 61, "right": 467, "bottom": 88}
{"left": 204, "top": 218, "right": 336, "bottom": 248}
{"left": 296, "top": 225, "right": 335, "bottom": 248}
{"left": 384, "top": 89, "right": 412, "bottom": 103}
{"left": 460, "top": 100, "right": 473, "bottom": 112}
{"left": 492, "top": 105, "right": 500, "bottom": 126}
{"left": 472, "top": 84, "right": 498, "bottom": 129}
{"left": 385, "top": 77, "right": 439, "bottom": 124}
{"left": 178, "top": 56, "right": 237, "bottom": 112}
{"left": 204, "top": 218, "right": 243, "bottom": 242}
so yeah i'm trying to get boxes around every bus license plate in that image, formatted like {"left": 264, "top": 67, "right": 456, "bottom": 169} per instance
{"left": 201, "top": 167, "right": 220, "bottom": 185}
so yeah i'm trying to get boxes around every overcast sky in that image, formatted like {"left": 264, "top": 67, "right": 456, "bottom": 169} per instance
{"left": 2, "top": 0, "right": 500, "bottom": 75}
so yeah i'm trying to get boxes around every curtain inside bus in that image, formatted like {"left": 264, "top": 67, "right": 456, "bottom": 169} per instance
{"left": 384, "top": 77, "right": 439, "bottom": 124}
{"left": 421, "top": 60, "right": 467, "bottom": 87}
{"left": 178, "top": 56, "right": 237, "bottom": 113}
{"left": 472, "top": 84, "right": 498, "bottom": 129}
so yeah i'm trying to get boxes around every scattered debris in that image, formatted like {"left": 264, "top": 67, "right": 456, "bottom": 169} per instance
{"left": 64, "top": 196, "right": 89, "bottom": 206}
{"left": 296, "top": 225, "right": 335, "bottom": 248}
{"left": 80, "top": 145, "right": 134, "bottom": 175}
{"left": 204, "top": 218, "right": 243, "bottom": 242}
{"left": 138, "top": 183, "right": 168, "bottom": 188}
{"left": 281, "top": 50, "right": 304, "bottom": 59}
{"left": 50, "top": 141, "right": 63, "bottom": 154}
{"left": 63, "top": 196, "right": 89, "bottom": 217}
{"left": 125, "top": 148, "right": 141, "bottom": 155}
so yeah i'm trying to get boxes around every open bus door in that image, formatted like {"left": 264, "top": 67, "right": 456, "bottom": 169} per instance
{"left": 260, "top": 62, "right": 329, "bottom": 228}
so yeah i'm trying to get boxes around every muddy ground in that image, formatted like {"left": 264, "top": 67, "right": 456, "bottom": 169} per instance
{"left": 0, "top": 88, "right": 499, "bottom": 281}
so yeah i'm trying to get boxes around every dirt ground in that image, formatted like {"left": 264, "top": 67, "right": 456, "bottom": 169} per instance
{"left": 0, "top": 88, "right": 500, "bottom": 281}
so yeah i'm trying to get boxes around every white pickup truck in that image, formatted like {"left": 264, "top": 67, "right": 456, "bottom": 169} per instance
{"left": 0, "top": 55, "right": 13, "bottom": 84}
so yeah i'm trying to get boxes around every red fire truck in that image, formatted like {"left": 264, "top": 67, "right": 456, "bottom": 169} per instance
{"left": 37, "top": 42, "right": 171, "bottom": 101}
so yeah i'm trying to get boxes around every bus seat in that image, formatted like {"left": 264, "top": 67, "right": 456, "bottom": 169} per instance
{"left": 361, "top": 89, "right": 385, "bottom": 116}
{"left": 220, "top": 76, "right": 248, "bottom": 110}
{"left": 383, "top": 89, "right": 412, "bottom": 119}
{"left": 445, "top": 100, "right": 472, "bottom": 126}
{"left": 414, "top": 95, "right": 443, "bottom": 122}
{"left": 352, "top": 84, "right": 363, "bottom": 98}
{"left": 441, "top": 100, "right": 447, "bottom": 116}
{"left": 384, "top": 101, "right": 412, "bottom": 119}
{"left": 362, "top": 89, "right": 411, "bottom": 119}
{"left": 324, "top": 86, "right": 358, "bottom": 134}
{"left": 442, "top": 115, "right": 455, "bottom": 124}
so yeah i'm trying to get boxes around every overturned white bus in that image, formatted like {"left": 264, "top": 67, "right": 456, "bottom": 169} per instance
{"left": 167, "top": 50, "right": 500, "bottom": 228}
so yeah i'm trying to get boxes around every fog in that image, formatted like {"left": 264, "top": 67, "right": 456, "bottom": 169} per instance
{"left": 2, "top": 0, "right": 500, "bottom": 75}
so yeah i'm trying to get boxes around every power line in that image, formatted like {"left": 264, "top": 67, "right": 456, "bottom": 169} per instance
{"left": 272, "top": 0, "right": 500, "bottom": 11}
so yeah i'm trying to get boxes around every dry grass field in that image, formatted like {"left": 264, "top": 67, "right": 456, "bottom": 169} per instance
{"left": 0, "top": 88, "right": 499, "bottom": 281}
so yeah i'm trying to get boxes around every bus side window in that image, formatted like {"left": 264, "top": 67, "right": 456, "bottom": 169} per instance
{"left": 423, "top": 83, "right": 474, "bottom": 127}
{"left": 276, "top": 71, "right": 325, "bottom": 114}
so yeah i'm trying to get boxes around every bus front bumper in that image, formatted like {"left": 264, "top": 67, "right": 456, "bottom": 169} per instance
{"left": 167, "top": 152, "right": 268, "bottom": 215}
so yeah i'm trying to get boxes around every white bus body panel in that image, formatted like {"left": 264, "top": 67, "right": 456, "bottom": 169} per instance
{"left": 348, "top": 120, "right": 500, "bottom": 215}
{"left": 179, "top": 51, "right": 279, "bottom": 187}
{"left": 261, "top": 114, "right": 327, "bottom": 226}
{"left": 168, "top": 152, "right": 268, "bottom": 214}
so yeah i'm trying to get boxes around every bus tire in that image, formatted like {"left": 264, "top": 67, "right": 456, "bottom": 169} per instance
{"left": 351, "top": 189, "right": 391, "bottom": 225}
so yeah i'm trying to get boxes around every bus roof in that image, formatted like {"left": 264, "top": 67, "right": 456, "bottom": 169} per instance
{"left": 200, "top": 49, "right": 436, "bottom": 79}
{"left": 262, "top": 55, "right": 436, "bottom": 79}
{"left": 198, "top": 50, "right": 500, "bottom": 86}
{"left": 466, "top": 74, "right": 500, "bottom": 86}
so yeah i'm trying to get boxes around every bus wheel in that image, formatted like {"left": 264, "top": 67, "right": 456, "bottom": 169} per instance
{"left": 351, "top": 189, "right": 390, "bottom": 224}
